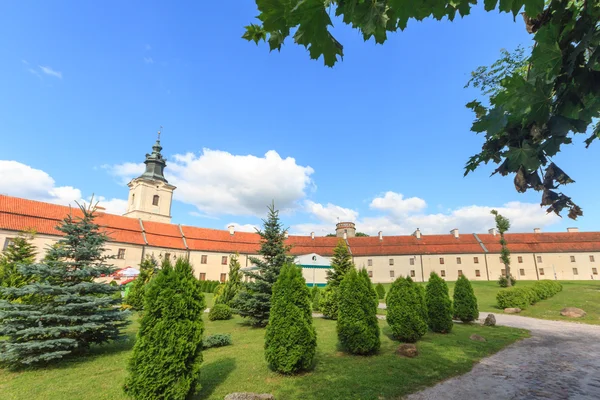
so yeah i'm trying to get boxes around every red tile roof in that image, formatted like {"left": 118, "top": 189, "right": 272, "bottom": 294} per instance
{"left": 2, "top": 194, "right": 600, "bottom": 255}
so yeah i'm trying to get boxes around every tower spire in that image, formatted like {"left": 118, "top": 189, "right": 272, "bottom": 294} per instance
{"left": 137, "top": 129, "right": 168, "bottom": 183}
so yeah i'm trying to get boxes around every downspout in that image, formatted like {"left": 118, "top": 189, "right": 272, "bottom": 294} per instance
{"left": 138, "top": 218, "right": 149, "bottom": 264}
{"left": 473, "top": 233, "right": 490, "bottom": 281}
{"left": 419, "top": 254, "right": 425, "bottom": 282}
{"left": 178, "top": 224, "right": 190, "bottom": 261}
{"left": 533, "top": 253, "right": 540, "bottom": 281}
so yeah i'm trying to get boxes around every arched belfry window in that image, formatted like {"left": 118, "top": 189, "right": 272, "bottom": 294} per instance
{"left": 152, "top": 195, "right": 159, "bottom": 206}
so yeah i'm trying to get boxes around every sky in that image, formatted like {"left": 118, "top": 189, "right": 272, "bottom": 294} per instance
{"left": 1, "top": 1, "right": 598, "bottom": 237}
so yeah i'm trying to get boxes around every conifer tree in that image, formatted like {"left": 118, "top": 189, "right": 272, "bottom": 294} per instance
{"left": 321, "top": 239, "right": 354, "bottom": 319}
{"left": 0, "top": 203, "right": 129, "bottom": 368}
{"left": 235, "top": 203, "right": 294, "bottom": 327}
{"left": 337, "top": 268, "right": 380, "bottom": 355}
{"left": 124, "top": 258, "right": 205, "bottom": 400}
{"left": 319, "top": 284, "right": 340, "bottom": 319}
{"left": 0, "top": 231, "right": 37, "bottom": 293}
{"left": 386, "top": 277, "right": 427, "bottom": 343}
{"left": 216, "top": 253, "right": 242, "bottom": 307}
{"left": 311, "top": 286, "right": 321, "bottom": 312}
{"left": 126, "top": 255, "right": 159, "bottom": 310}
{"left": 375, "top": 283, "right": 386, "bottom": 300}
{"left": 265, "top": 264, "right": 316, "bottom": 374}
{"left": 425, "top": 272, "right": 453, "bottom": 334}
{"left": 453, "top": 275, "right": 479, "bottom": 323}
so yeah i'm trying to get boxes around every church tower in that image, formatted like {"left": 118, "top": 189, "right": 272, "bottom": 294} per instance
{"left": 123, "top": 131, "right": 176, "bottom": 223}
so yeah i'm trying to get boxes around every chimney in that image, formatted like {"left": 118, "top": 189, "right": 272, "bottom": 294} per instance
{"left": 567, "top": 227, "right": 579, "bottom": 233}
{"left": 284, "top": 230, "right": 289, "bottom": 239}
{"left": 414, "top": 228, "right": 421, "bottom": 239}
{"left": 533, "top": 228, "right": 541, "bottom": 234}
{"left": 343, "top": 231, "right": 347, "bottom": 240}
{"left": 378, "top": 231, "right": 383, "bottom": 241}
{"left": 228, "top": 225, "right": 235, "bottom": 235}
{"left": 311, "top": 232, "right": 315, "bottom": 240}
{"left": 450, "top": 228, "right": 459, "bottom": 239}
{"left": 488, "top": 228, "right": 497, "bottom": 236}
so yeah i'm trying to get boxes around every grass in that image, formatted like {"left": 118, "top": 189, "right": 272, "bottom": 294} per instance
{"left": 379, "top": 280, "right": 600, "bottom": 324}
{"left": 0, "top": 313, "right": 527, "bottom": 400}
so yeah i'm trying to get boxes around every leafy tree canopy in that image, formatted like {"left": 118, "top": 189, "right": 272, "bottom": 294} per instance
{"left": 244, "top": 0, "right": 600, "bottom": 219}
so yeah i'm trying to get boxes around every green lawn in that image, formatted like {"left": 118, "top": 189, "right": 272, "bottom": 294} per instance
{"left": 380, "top": 280, "right": 600, "bottom": 324}
{"left": 0, "top": 313, "right": 527, "bottom": 400}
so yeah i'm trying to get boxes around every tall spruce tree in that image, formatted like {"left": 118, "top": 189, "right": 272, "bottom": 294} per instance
{"left": 265, "top": 264, "right": 316, "bottom": 374}
{"left": 124, "top": 258, "right": 205, "bottom": 400}
{"left": 125, "top": 255, "right": 159, "bottom": 310}
{"left": 321, "top": 239, "right": 354, "bottom": 319}
{"left": 215, "top": 252, "right": 242, "bottom": 307}
{"left": 337, "top": 268, "right": 380, "bottom": 355}
{"left": 235, "top": 203, "right": 294, "bottom": 327}
{"left": 0, "top": 202, "right": 129, "bottom": 368}
{"left": 0, "top": 230, "right": 37, "bottom": 293}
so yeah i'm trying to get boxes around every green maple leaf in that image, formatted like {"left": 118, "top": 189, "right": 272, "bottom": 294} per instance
{"left": 530, "top": 24, "right": 562, "bottom": 80}
{"left": 506, "top": 143, "right": 541, "bottom": 172}
{"left": 484, "top": 0, "right": 499, "bottom": 11}
{"left": 471, "top": 107, "right": 508, "bottom": 138}
{"left": 498, "top": 0, "right": 514, "bottom": 13}
{"left": 523, "top": 0, "right": 544, "bottom": 17}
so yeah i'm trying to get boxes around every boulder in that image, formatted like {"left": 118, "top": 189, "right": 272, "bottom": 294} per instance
{"left": 396, "top": 344, "right": 418, "bottom": 358}
{"left": 560, "top": 307, "right": 586, "bottom": 318}
{"left": 224, "top": 393, "right": 275, "bottom": 400}
{"left": 504, "top": 308, "right": 521, "bottom": 314}
{"left": 469, "top": 334, "right": 486, "bottom": 342}
{"left": 483, "top": 314, "right": 496, "bottom": 326}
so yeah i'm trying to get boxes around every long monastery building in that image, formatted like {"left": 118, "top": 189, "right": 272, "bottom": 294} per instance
{"left": 1, "top": 137, "right": 599, "bottom": 284}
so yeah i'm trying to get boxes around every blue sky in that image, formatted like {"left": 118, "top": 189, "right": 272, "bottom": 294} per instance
{"left": 1, "top": 1, "right": 598, "bottom": 236}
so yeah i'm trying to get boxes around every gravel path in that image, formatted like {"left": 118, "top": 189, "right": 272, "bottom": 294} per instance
{"left": 404, "top": 313, "right": 600, "bottom": 400}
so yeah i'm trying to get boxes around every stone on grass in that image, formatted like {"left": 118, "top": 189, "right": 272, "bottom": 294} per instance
{"left": 224, "top": 393, "right": 275, "bottom": 400}
{"left": 560, "top": 307, "right": 586, "bottom": 318}
{"left": 396, "top": 344, "right": 418, "bottom": 358}
{"left": 483, "top": 314, "right": 496, "bottom": 326}
{"left": 504, "top": 308, "right": 521, "bottom": 314}
{"left": 469, "top": 334, "right": 486, "bottom": 342}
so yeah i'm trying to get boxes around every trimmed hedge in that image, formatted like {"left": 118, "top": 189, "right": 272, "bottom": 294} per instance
{"left": 202, "top": 334, "right": 232, "bottom": 349}
{"left": 496, "top": 280, "right": 562, "bottom": 309}
{"left": 208, "top": 304, "right": 232, "bottom": 321}
{"left": 498, "top": 275, "right": 517, "bottom": 287}
{"left": 199, "top": 280, "right": 220, "bottom": 293}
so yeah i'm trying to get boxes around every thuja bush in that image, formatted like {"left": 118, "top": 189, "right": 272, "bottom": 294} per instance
{"left": 386, "top": 277, "right": 427, "bottom": 343}
{"left": 498, "top": 275, "right": 517, "bottom": 287}
{"left": 320, "top": 285, "right": 339, "bottom": 319}
{"left": 425, "top": 272, "right": 453, "bottom": 334}
{"left": 208, "top": 304, "right": 232, "bottom": 321}
{"left": 497, "top": 280, "right": 562, "bottom": 310}
{"left": 453, "top": 275, "right": 479, "bottom": 323}
{"left": 311, "top": 286, "right": 321, "bottom": 312}
{"left": 265, "top": 264, "right": 316, "bottom": 374}
{"left": 337, "top": 268, "right": 380, "bottom": 355}
{"left": 375, "top": 283, "right": 386, "bottom": 300}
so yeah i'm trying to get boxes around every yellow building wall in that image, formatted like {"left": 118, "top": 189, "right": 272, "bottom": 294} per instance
{"left": 422, "top": 254, "right": 488, "bottom": 282}
{"left": 354, "top": 255, "right": 424, "bottom": 283}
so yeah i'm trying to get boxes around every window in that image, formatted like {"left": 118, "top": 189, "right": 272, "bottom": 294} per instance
{"left": 389, "top": 258, "right": 394, "bottom": 266}
{"left": 152, "top": 195, "right": 159, "bottom": 206}
{"left": 410, "top": 270, "right": 415, "bottom": 277}
{"left": 368, "top": 270, "right": 373, "bottom": 278}
{"left": 3, "top": 238, "right": 14, "bottom": 251}
{"left": 440, "top": 270, "right": 446, "bottom": 277}
{"left": 456, "top": 257, "right": 462, "bottom": 264}
{"left": 592, "top": 268, "right": 598, "bottom": 275}
{"left": 519, "top": 269, "right": 525, "bottom": 276}
{"left": 201, "top": 255, "right": 207, "bottom": 264}
{"left": 439, "top": 257, "right": 445, "bottom": 264}
{"left": 221, "top": 256, "right": 228, "bottom": 265}
{"left": 501, "top": 269, "right": 506, "bottom": 275}
{"left": 499, "top": 257, "right": 503, "bottom": 263}
{"left": 117, "top": 248, "right": 126, "bottom": 259}
{"left": 458, "top": 270, "right": 463, "bottom": 277}
{"left": 220, "top": 273, "right": 227, "bottom": 283}
{"left": 474, "top": 257, "right": 479, "bottom": 264}
{"left": 539, "top": 268, "right": 545, "bottom": 276}
{"left": 131, "top": 193, "right": 135, "bottom": 204}
{"left": 390, "top": 270, "right": 395, "bottom": 278}
{"left": 199, "top": 273, "right": 206, "bottom": 281}
{"left": 570, "top": 255, "right": 576, "bottom": 263}
{"left": 590, "top": 255, "right": 596, "bottom": 262}
{"left": 409, "top": 258, "right": 415, "bottom": 266}
{"left": 475, "top": 269, "right": 481, "bottom": 277}
{"left": 516, "top": 256, "right": 522, "bottom": 263}
{"left": 537, "top": 255, "right": 543, "bottom": 263}
{"left": 368, "top": 259, "right": 373, "bottom": 266}
{"left": 573, "top": 267, "right": 579, "bottom": 275}
{"left": 164, "top": 252, "right": 171, "bottom": 261}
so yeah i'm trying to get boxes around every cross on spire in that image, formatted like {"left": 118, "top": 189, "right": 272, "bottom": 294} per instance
{"left": 157, "top": 125, "right": 163, "bottom": 141}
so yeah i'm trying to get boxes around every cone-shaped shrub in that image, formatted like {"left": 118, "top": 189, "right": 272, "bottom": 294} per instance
{"left": 320, "top": 285, "right": 339, "bottom": 319}
{"left": 412, "top": 280, "right": 429, "bottom": 324}
{"left": 337, "top": 268, "right": 380, "bottom": 355}
{"left": 453, "top": 275, "right": 479, "bottom": 322}
{"left": 375, "top": 283, "right": 386, "bottom": 300}
{"left": 425, "top": 272, "right": 453, "bottom": 333}
{"left": 386, "top": 277, "right": 428, "bottom": 342}
{"left": 311, "top": 287, "right": 321, "bottom": 312}
{"left": 208, "top": 303, "right": 232, "bottom": 321}
{"left": 265, "top": 264, "right": 316, "bottom": 374}
{"left": 124, "top": 258, "right": 205, "bottom": 400}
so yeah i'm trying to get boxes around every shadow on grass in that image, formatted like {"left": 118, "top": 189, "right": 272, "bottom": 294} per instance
{"left": 193, "top": 357, "right": 236, "bottom": 399}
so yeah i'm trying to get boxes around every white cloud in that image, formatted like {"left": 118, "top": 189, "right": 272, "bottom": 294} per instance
{"left": 107, "top": 149, "right": 314, "bottom": 217}
{"left": 39, "top": 65, "right": 62, "bottom": 79}
{"left": 226, "top": 222, "right": 259, "bottom": 233}
{"left": 370, "top": 191, "right": 427, "bottom": 216}
{"left": 0, "top": 160, "right": 126, "bottom": 214}
{"left": 144, "top": 57, "right": 154, "bottom": 64}
{"left": 304, "top": 200, "right": 358, "bottom": 224}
